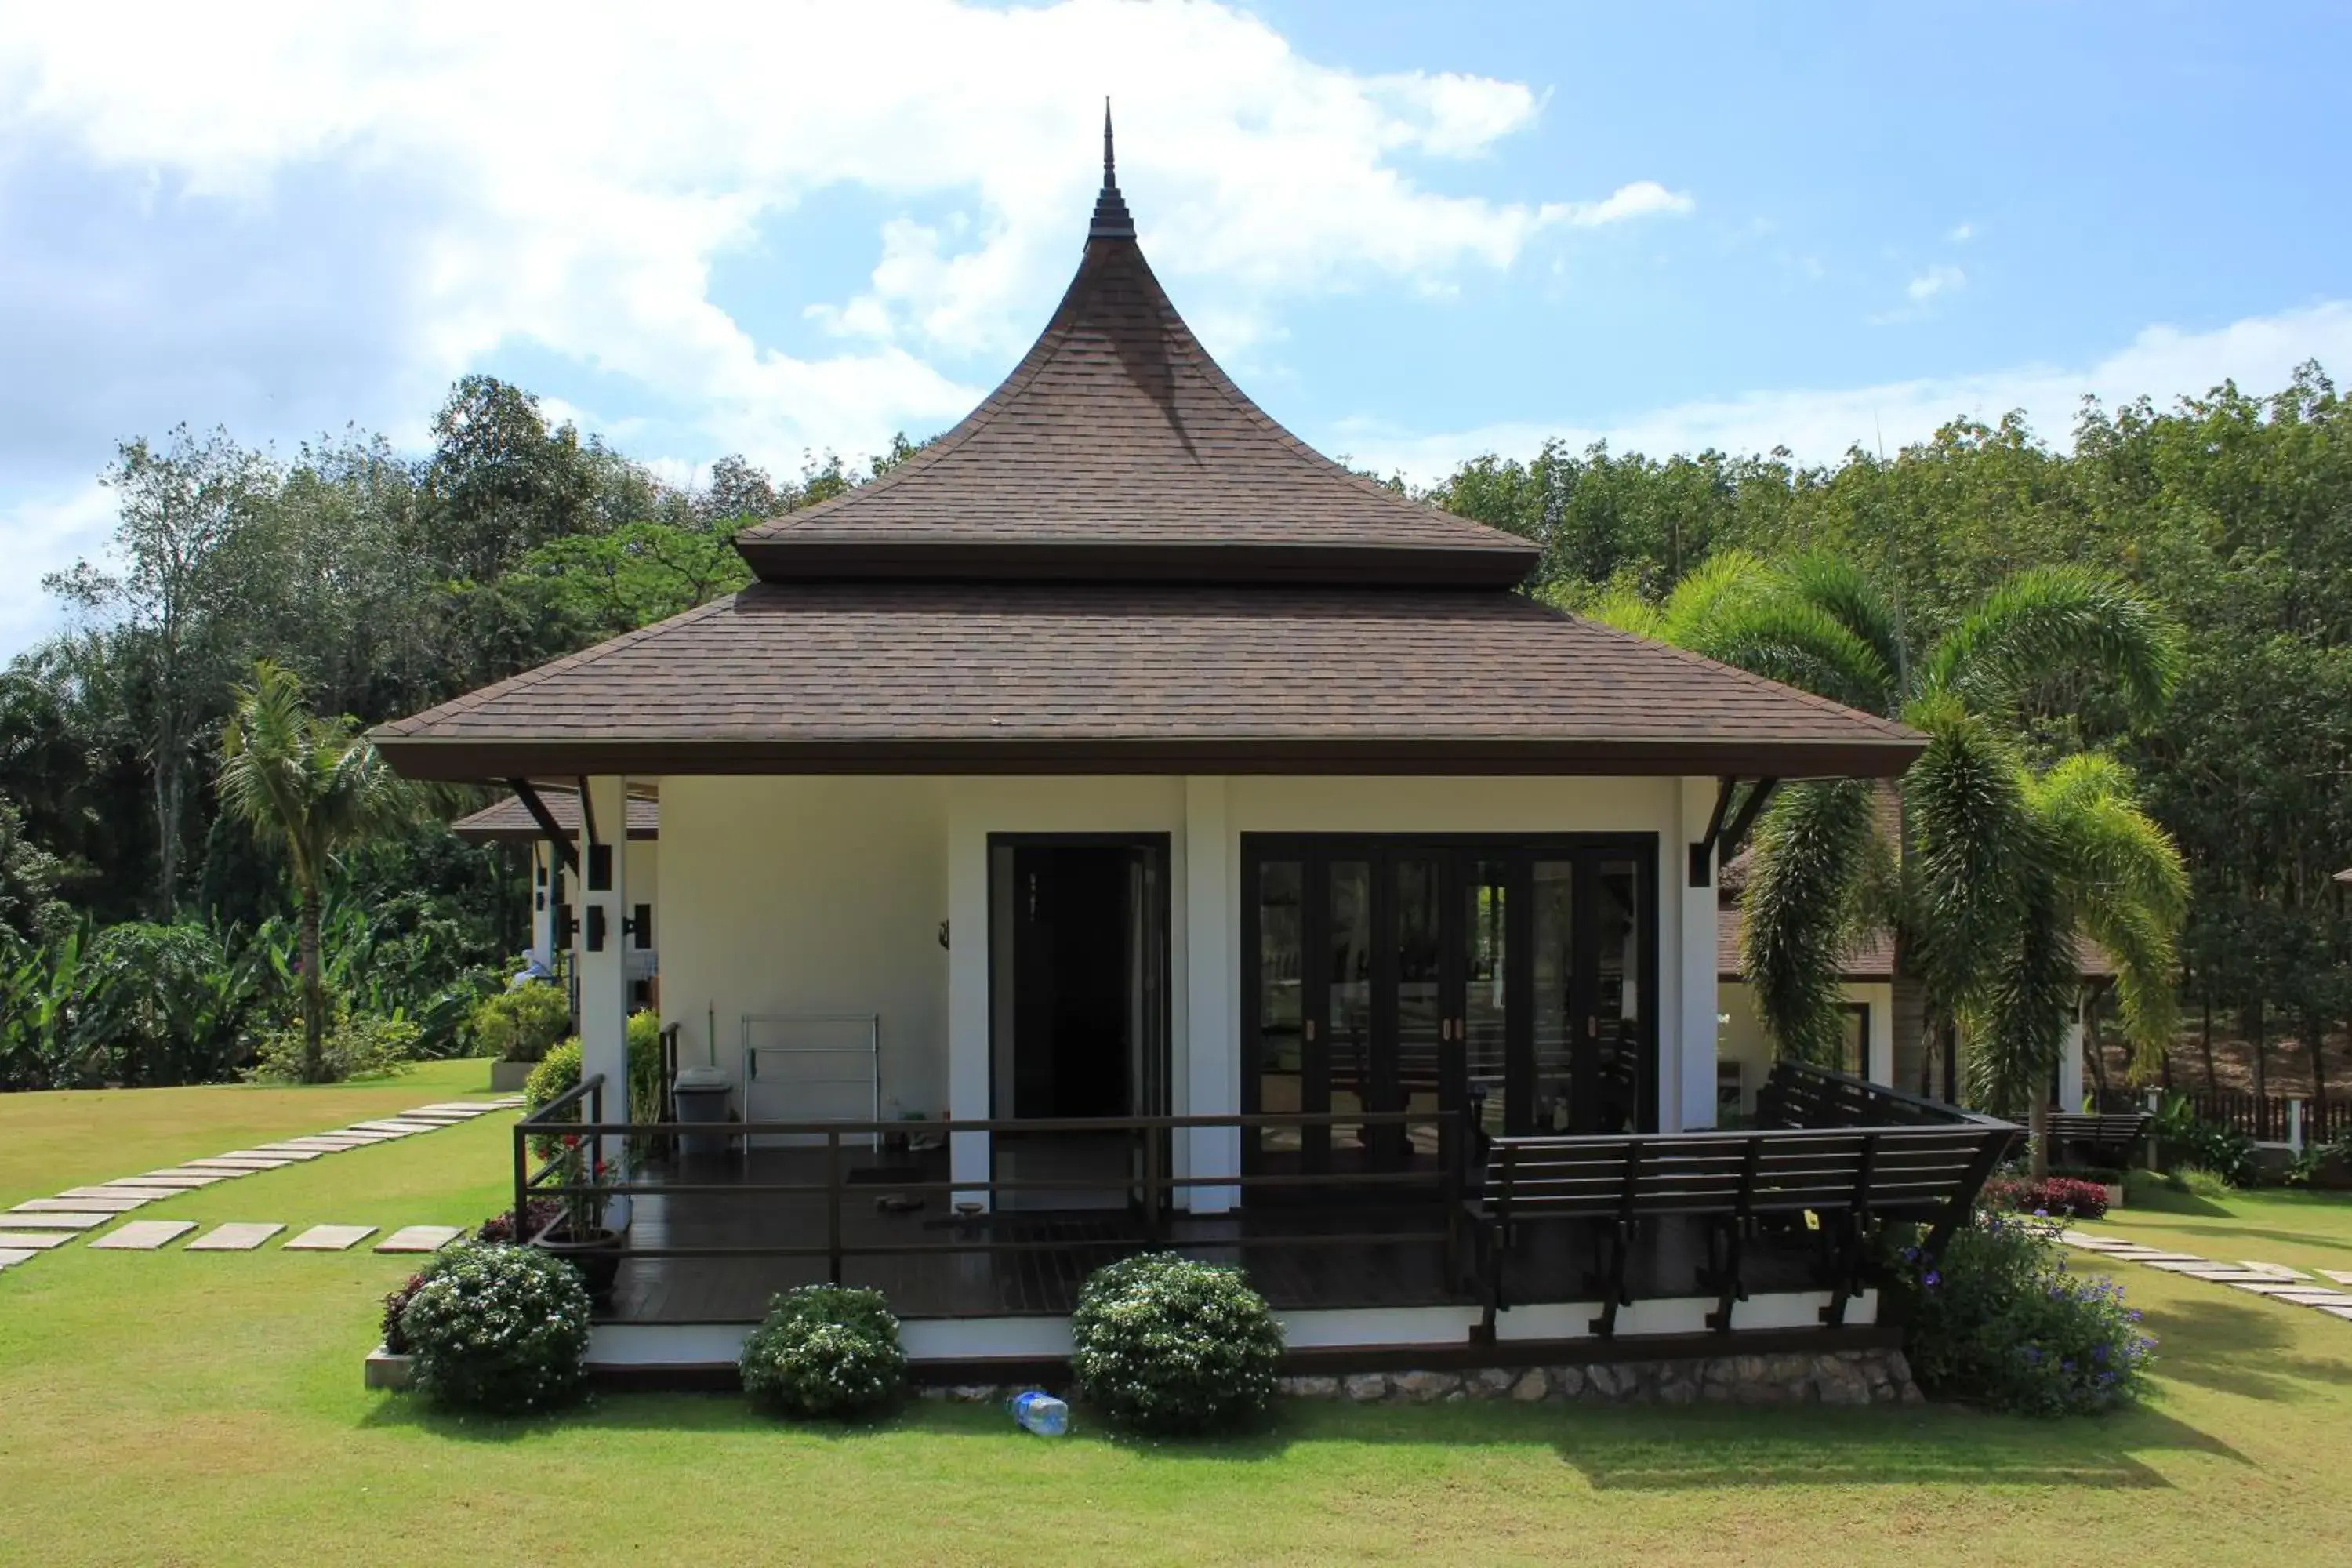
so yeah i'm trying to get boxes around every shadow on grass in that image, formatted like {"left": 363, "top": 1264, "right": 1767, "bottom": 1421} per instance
{"left": 2132, "top": 1294, "right": 2352, "bottom": 1404}
{"left": 2117, "top": 1188, "right": 2235, "bottom": 1219}
{"left": 359, "top": 1382, "right": 2245, "bottom": 1492}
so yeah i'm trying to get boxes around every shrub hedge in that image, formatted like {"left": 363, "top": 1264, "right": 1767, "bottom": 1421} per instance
{"left": 1070, "top": 1254, "right": 1284, "bottom": 1436}
{"left": 738, "top": 1285, "right": 906, "bottom": 1419}
{"left": 396, "top": 1243, "right": 593, "bottom": 1413}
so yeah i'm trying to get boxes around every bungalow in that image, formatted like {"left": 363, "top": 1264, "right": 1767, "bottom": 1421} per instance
{"left": 379, "top": 125, "right": 1992, "bottom": 1374}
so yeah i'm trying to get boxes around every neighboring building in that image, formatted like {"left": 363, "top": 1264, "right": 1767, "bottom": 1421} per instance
{"left": 449, "top": 788, "right": 660, "bottom": 1004}
{"left": 377, "top": 125, "right": 1936, "bottom": 1363}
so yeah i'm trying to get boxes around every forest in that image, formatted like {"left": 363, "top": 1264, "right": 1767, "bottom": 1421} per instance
{"left": 2, "top": 366, "right": 2347, "bottom": 1097}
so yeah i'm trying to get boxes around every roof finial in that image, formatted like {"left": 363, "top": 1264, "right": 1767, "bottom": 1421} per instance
{"left": 1089, "top": 96, "right": 1135, "bottom": 241}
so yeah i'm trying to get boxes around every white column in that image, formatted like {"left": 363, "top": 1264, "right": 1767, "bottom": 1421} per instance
{"left": 576, "top": 775, "right": 632, "bottom": 1167}
{"left": 1674, "top": 776, "right": 1719, "bottom": 1131}
{"left": 945, "top": 796, "right": 992, "bottom": 1207}
{"left": 2288, "top": 1098, "right": 2305, "bottom": 1156}
{"left": 527, "top": 841, "right": 554, "bottom": 971}
{"left": 1183, "top": 776, "right": 1238, "bottom": 1212}
{"left": 2059, "top": 1018, "right": 2087, "bottom": 1113}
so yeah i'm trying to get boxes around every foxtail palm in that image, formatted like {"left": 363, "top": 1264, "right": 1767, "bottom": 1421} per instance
{"left": 1598, "top": 555, "right": 2186, "bottom": 1169}
{"left": 216, "top": 660, "right": 416, "bottom": 1083}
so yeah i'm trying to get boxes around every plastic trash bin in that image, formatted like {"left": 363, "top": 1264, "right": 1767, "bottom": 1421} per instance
{"left": 671, "top": 1066, "right": 733, "bottom": 1158}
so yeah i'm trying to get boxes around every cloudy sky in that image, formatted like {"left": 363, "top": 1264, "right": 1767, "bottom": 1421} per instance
{"left": 3, "top": 1, "right": 2347, "bottom": 655}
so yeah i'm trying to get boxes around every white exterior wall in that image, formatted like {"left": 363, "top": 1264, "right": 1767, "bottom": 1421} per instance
{"left": 653, "top": 772, "right": 1703, "bottom": 1179}
{"left": 1717, "top": 978, "right": 1896, "bottom": 1118}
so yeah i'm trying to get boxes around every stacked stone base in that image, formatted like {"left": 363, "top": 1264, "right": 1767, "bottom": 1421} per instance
{"left": 1279, "top": 1348, "right": 1922, "bottom": 1407}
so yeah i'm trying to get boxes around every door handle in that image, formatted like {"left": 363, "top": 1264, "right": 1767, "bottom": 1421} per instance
{"left": 1586, "top": 1015, "right": 1598, "bottom": 1039}
{"left": 1305, "top": 1019, "right": 1317, "bottom": 1043}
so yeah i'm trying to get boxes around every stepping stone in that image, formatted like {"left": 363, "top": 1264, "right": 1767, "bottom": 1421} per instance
{"left": 2318, "top": 1305, "right": 2352, "bottom": 1322}
{"left": 0, "top": 1231, "right": 77, "bottom": 1250}
{"left": 2060, "top": 1231, "right": 2132, "bottom": 1250}
{"left": 269, "top": 1137, "right": 374, "bottom": 1149}
{"left": 103, "top": 1174, "right": 223, "bottom": 1190}
{"left": 13, "top": 1196, "right": 148, "bottom": 1214}
{"left": 181, "top": 1156, "right": 295, "bottom": 1171}
{"left": 2111, "top": 1250, "right": 2207, "bottom": 1263}
{"left": 347, "top": 1121, "right": 440, "bottom": 1134}
{"left": 0, "top": 1211, "right": 110, "bottom": 1230}
{"left": 375, "top": 1225, "right": 463, "bottom": 1254}
{"left": 88, "top": 1220, "right": 197, "bottom": 1250}
{"left": 2321, "top": 1269, "right": 2352, "bottom": 1287}
{"left": 283, "top": 1225, "right": 376, "bottom": 1252}
{"left": 143, "top": 1167, "right": 247, "bottom": 1181}
{"left": 0, "top": 1248, "right": 38, "bottom": 1270}
{"left": 409, "top": 1105, "right": 488, "bottom": 1117}
{"left": 220, "top": 1147, "right": 321, "bottom": 1162}
{"left": 2270, "top": 1290, "right": 2352, "bottom": 1307}
{"left": 60, "top": 1185, "right": 183, "bottom": 1202}
{"left": 2177, "top": 1269, "right": 2284, "bottom": 1283}
{"left": 2230, "top": 1281, "right": 2305, "bottom": 1295}
{"left": 185, "top": 1223, "right": 285, "bottom": 1252}
{"left": 2239, "top": 1261, "right": 2310, "bottom": 1279}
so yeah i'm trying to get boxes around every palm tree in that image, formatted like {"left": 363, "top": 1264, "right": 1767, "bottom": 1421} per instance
{"left": 1592, "top": 555, "right": 2187, "bottom": 1171}
{"left": 216, "top": 660, "right": 416, "bottom": 1083}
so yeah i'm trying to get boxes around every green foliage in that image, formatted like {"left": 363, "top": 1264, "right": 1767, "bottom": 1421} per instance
{"left": 738, "top": 1285, "right": 907, "bottom": 1420}
{"left": 1070, "top": 1254, "right": 1285, "bottom": 1436}
{"left": 522, "top": 1015, "right": 664, "bottom": 1158}
{"left": 245, "top": 1008, "right": 419, "bottom": 1083}
{"left": 2151, "top": 1094, "right": 2256, "bottom": 1185}
{"left": 1900, "top": 1214, "right": 2155, "bottom": 1417}
{"left": 397, "top": 1242, "right": 592, "bottom": 1413}
{"left": 468, "top": 982, "right": 571, "bottom": 1063}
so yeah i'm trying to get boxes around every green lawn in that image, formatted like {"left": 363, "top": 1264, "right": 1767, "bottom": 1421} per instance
{"left": 4, "top": 1087, "right": 2351, "bottom": 1566}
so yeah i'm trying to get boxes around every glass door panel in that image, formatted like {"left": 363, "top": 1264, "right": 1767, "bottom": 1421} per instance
{"left": 1588, "top": 856, "right": 1644, "bottom": 1134}
{"left": 1461, "top": 858, "right": 1510, "bottom": 1144}
{"left": 1325, "top": 859, "right": 1374, "bottom": 1171}
{"left": 1250, "top": 858, "right": 1305, "bottom": 1171}
{"left": 1389, "top": 855, "right": 1444, "bottom": 1169}
{"left": 1530, "top": 859, "right": 1576, "bottom": 1133}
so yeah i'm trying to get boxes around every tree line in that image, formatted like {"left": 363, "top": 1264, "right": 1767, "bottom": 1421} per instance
{"left": 2, "top": 364, "right": 2347, "bottom": 1097}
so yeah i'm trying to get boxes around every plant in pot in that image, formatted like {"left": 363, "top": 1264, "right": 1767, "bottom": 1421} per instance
{"left": 535, "top": 1133, "right": 623, "bottom": 1301}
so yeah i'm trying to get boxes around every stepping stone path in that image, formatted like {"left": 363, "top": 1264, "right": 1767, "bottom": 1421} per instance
{"left": 2060, "top": 1230, "right": 2352, "bottom": 1324}
{"left": 376, "top": 1225, "right": 463, "bottom": 1254}
{"left": 89, "top": 1220, "right": 198, "bottom": 1250}
{"left": 285, "top": 1225, "right": 377, "bottom": 1252}
{"left": 0, "top": 1097, "right": 521, "bottom": 1278}
{"left": 186, "top": 1222, "right": 286, "bottom": 1252}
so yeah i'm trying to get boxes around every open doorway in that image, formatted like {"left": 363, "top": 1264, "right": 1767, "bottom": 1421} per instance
{"left": 989, "top": 836, "right": 1168, "bottom": 1210}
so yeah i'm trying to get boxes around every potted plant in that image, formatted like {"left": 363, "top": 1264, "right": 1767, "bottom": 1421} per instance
{"left": 534, "top": 1133, "right": 624, "bottom": 1302}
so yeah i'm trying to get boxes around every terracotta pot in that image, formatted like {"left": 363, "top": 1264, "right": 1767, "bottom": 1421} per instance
{"left": 536, "top": 1226, "right": 623, "bottom": 1301}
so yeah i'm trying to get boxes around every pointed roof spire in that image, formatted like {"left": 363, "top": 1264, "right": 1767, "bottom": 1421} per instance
{"left": 1090, "top": 97, "right": 1135, "bottom": 240}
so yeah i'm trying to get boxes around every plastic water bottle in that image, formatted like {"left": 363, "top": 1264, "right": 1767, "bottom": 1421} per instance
{"left": 1007, "top": 1389, "right": 1069, "bottom": 1437}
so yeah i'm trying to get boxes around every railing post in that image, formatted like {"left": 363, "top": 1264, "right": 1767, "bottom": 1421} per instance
{"left": 826, "top": 1128, "right": 844, "bottom": 1284}
{"left": 1142, "top": 1121, "right": 1162, "bottom": 1244}
{"left": 2288, "top": 1098, "right": 2306, "bottom": 1156}
{"left": 512, "top": 1116, "right": 529, "bottom": 1241}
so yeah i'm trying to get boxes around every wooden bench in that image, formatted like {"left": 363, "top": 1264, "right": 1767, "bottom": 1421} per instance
{"left": 2041, "top": 1112, "right": 2150, "bottom": 1169}
{"left": 1463, "top": 1117, "right": 2012, "bottom": 1339}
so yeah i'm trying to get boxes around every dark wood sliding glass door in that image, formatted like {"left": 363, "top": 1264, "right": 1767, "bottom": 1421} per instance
{"left": 1242, "top": 835, "right": 1656, "bottom": 1187}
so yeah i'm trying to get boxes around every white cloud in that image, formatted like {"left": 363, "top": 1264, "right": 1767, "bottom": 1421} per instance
{"left": 1947, "top": 221, "right": 1974, "bottom": 243}
{"left": 1907, "top": 263, "right": 1967, "bottom": 302}
{"left": 0, "top": 483, "right": 114, "bottom": 657}
{"left": 1328, "top": 300, "right": 2352, "bottom": 481}
{"left": 1564, "top": 181, "right": 1695, "bottom": 227}
{"left": 0, "top": 0, "right": 1639, "bottom": 470}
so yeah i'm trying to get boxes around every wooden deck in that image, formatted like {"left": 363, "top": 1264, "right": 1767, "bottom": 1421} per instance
{"left": 599, "top": 1147, "right": 1834, "bottom": 1324}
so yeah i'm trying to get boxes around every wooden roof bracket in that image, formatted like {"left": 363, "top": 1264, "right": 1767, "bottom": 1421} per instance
{"left": 1688, "top": 775, "right": 1780, "bottom": 887}
{"left": 507, "top": 779, "right": 579, "bottom": 877}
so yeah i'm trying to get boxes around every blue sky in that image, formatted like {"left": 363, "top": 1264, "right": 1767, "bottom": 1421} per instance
{"left": 2, "top": 1, "right": 2347, "bottom": 655}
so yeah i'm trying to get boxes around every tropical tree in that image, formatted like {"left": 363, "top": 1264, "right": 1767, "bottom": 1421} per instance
{"left": 216, "top": 661, "right": 417, "bottom": 1082}
{"left": 1594, "top": 554, "right": 2188, "bottom": 1167}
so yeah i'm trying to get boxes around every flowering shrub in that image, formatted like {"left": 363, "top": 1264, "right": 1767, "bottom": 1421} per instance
{"left": 1900, "top": 1214, "right": 2154, "bottom": 1416}
{"left": 474, "top": 1197, "right": 564, "bottom": 1245}
{"left": 738, "top": 1285, "right": 906, "bottom": 1419}
{"left": 379, "top": 1273, "right": 426, "bottom": 1355}
{"left": 1071, "top": 1254, "right": 1284, "bottom": 1436}
{"left": 1982, "top": 1174, "right": 2110, "bottom": 1220}
{"left": 397, "top": 1243, "right": 592, "bottom": 1413}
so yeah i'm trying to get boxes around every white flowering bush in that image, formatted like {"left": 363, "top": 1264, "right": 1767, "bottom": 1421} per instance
{"left": 1071, "top": 1254, "right": 1284, "bottom": 1435}
{"left": 739, "top": 1285, "right": 906, "bottom": 1420}
{"left": 397, "top": 1242, "right": 592, "bottom": 1413}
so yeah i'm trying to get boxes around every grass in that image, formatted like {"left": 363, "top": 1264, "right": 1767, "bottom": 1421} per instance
{"left": 3, "top": 1094, "right": 2350, "bottom": 1566}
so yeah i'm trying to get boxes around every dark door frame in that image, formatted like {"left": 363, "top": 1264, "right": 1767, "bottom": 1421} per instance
{"left": 1239, "top": 832, "right": 1662, "bottom": 1176}
{"left": 984, "top": 832, "right": 1173, "bottom": 1123}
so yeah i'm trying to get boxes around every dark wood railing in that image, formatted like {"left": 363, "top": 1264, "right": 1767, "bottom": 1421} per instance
{"left": 514, "top": 1077, "right": 1463, "bottom": 1280}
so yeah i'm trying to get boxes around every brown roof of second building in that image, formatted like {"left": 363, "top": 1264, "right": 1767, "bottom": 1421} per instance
{"left": 372, "top": 580, "right": 1924, "bottom": 781}
{"left": 449, "top": 789, "right": 659, "bottom": 844}
{"left": 1718, "top": 900, "right": 2116, "bottom": 983}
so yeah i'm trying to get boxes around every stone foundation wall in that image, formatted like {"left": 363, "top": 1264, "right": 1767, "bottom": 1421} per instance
{"left": 917, "top": 1348, "right": 1922, "bottom": 1408}
{"left": 1279, "top": 1348, "right": 1922, "bottom": 1407}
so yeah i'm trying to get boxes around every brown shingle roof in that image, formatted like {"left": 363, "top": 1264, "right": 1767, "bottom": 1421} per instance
{"left": 732, "top": 231, "right": 1538, "bottom": 587}
{"left": 372, "top": 581, "right": 1923, "bottom": 780}
{"left": 449, "top": 789, "right": 659, "bottom": 844}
